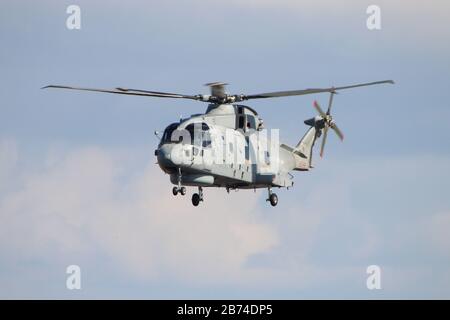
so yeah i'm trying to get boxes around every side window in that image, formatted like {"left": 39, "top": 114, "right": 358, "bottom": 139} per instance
{"left": 185, "top": 124, "right": 195, "bottom": 144}
{"left": 185, "top": 123, "right": 201, "bottom": 146}
{"left": 245, "top": 136, "right": 249, "bottom": 160}
{"left": 201, "top": 123, "right": 211, "bottom": 148}
{"left": 246, "top": 115, "right": 256, "bottom": 129}
{"left": 238, "top": 116, "right": 245, "bottom": 129}
{"left": 184, "top": 122, "right": 211, "bottom": 147}
{"left": 264, "top": 151, "right": 270, "bottom": 165}
{"left": 202, "top": 132, "right": 212, "bottom": 148}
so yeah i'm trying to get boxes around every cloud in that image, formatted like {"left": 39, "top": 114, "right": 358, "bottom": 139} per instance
{"left": 426, "top": 212, "right": 450, "bottom": 256}
{"left": 1, "top": 140, "right": 450, "bottom": 298}
{"left": 0, "top": 143, "right": 279, "bottom": 290}
{"left": 0, "top": 139, "right": 18, "bottom": 189}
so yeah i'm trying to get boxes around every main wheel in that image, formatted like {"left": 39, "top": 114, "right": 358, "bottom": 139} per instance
{"left": 192, "top": 193, "right": 200, "bottom": 206}
{"left": 172, "top": 186, "right": 178, "bottom": 196}
{"left": 180, "top": 187, "right": 186, "bottom": 196}
{"left": 269, "top": 193, "right": 278, "bottom": 206}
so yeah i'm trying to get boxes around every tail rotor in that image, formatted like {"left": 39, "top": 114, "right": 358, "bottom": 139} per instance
{"left": 311, "top": 91, "right": 344, "bottom": 157}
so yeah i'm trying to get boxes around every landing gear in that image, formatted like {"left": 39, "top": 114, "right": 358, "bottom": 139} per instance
{"left": 172, "top": 168, "right": 187, "bottom": 196}
{"left": 269, "top": 193, "right": 278, "bottom": 206}
{"left": 172, "top": 186, "right": 186, "bottom": 196}
{"left": 192, "top": 193, "right": 200, "bottom": 206}
{"left": 192, "top": 187, "right": 204, "bottom": 206}
{"left": 266, "top": 187, "right": 278, "bottom": 207}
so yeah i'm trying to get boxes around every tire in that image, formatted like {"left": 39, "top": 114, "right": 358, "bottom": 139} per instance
{"left": 269, "top": 193, "right": 278, "bottom": 206}
{"left": 192, "top": 193, "right": 200, "bottom": 206}
{"left": 172, "top": 186, "right": 178, "bottom": 196}
{"left": 180, "top": 187, "right": 186, "bottom": 196}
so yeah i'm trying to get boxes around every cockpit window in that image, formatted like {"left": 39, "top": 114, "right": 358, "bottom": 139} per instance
{"left": 161, "top": 122, "right": 213, "bottom": 146}
{"left": 184, "top": 122, "right": 211, "bottom": 147}
{"left": 161, "top": 123, "right": 178, "bottom": 143}
{"left": 200, "top": 123, "right": 211, "bottom": 147}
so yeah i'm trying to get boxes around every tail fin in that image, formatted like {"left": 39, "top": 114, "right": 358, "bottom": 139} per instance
{"left": 293, "top": 127, "right": 319, "bottom": 171}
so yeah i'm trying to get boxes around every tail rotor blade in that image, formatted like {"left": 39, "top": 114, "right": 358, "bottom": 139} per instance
{"left": 313, "top": 100, "right": 326, "bottom": 117}
{"left": 331, "top": 122, "right": 344, "bottom": 141}
{"left": 320, "top": 125, "right": 328, "bottom": 158}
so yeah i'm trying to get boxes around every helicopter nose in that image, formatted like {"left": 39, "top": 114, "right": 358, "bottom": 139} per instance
{"left": 157, "top": 144, "right": 184, "bottom": 172}
{"left": 157, "top": 144, "right": 175, "bottom": 168}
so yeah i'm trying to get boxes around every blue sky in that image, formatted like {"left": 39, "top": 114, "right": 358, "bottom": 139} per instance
{"left": 1, "top": 0, "right": 450, "bottom": 298}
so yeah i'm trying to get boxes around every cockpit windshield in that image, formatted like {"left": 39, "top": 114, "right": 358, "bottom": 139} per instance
{"left": 161, "top": 122, "right": 211, "bottom": 147}
{"left": 161, "top": 123, "right": 179, "bottom": 144}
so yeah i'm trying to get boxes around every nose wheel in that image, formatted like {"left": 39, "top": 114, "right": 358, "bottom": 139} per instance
{"left": 172, "top": 186, "right": 186, "bottom": 196}
{"left": 192, "top": 187, "right": 204, "bottom": 206}
{"left": 266, "top": 187, "right": 278, "bottom": 207}
{"left": 172, "top": 168, "right": 187, "bottom": 196}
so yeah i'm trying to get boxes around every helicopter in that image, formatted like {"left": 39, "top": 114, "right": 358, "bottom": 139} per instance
{"left": 43, "top": 80, "right": 394, "bottom": 207}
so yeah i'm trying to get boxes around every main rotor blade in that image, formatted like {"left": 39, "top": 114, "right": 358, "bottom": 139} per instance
{"left": 42, "top": 85, "right": 200, "bottom": 100}
{"left": 320, "top": 125, "right": 328, "bottom": 158}
{"left": 313, "top": 100, "right": 326, "bottom": 117}
{"left": 331, "top": 123, "right": 344, "bottom": 141}
{"left": 242, "top": 80, "right": 394, "bottom": 100}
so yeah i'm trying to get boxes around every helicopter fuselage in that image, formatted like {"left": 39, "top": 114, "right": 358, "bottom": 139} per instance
{"left": 155, "top": 104, "right": 306, "bottom": 192}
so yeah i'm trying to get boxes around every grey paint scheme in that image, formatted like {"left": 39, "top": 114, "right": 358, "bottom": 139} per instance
{"left": 158, "top": 103, "right": 318, "bottom": 189}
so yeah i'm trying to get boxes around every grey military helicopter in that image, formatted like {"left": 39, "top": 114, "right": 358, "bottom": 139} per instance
{"left": 43, "top": 80, "right": 393, "bottom": 206}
